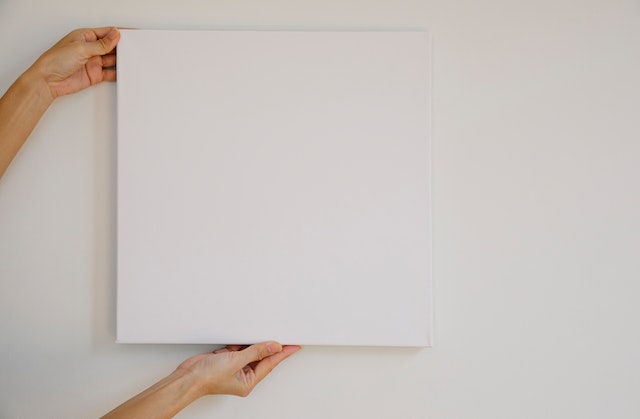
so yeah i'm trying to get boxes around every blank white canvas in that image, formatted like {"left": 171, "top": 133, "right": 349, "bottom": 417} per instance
{"left": 116, "top": 29, "right": 431, "bottom": 346}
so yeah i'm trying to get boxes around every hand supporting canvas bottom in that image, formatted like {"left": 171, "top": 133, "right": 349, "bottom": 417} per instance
{"left": 102, "top": 342, "right": 301, "bottom": 419}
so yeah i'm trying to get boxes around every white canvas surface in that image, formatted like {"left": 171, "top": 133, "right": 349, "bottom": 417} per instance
{"left": 116, "top": 29, "right": 431, "bottom": 346}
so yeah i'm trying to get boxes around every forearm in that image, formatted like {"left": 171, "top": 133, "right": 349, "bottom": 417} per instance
{"left": 101, "top": 369, "right": 204, "bottom": 419}
{"left": 0, "top": 67, "right": 54, "bottom": 179}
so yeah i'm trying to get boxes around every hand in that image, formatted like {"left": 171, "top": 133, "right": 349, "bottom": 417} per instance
{"left": 177, "top": 342, "right": 301, "bottom": 397}
{"left": 30, "top": 27, "right": 120, "bottom": 100}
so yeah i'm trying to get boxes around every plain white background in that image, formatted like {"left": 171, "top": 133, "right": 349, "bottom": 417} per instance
{"left": 0, "top": 0, "right": 638, "bottom": 418}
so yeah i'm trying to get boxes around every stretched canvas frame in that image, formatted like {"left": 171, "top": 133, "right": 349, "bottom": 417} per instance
{"left": 117, "top": 29, "right": 432, "bottom": 346}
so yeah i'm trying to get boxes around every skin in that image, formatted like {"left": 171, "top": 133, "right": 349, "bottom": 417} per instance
{"left": 102, "top": 342, "right": 301, "bottom": 418}
{"left": 0, "top": 27, "right": 301, "bottom": 417}
{"left": 0, "top": 27, "right": 119, "bottom": 179}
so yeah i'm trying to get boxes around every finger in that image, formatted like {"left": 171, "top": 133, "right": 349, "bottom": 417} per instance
{"left": 213, "top": 344, "right": 245, "bottom": 354}
{"left": 252, "top": 345, "right": 301, "bottom": 384}
{"left": 102, "top": 68, "right": 116, "bottom": 82}
{"left": 68, "top": 27, "right": 116, "bottom": 43}
{"left": 235, "top": 341, "right": 282, "bottom": 366}
{"left": 88, "top": 26, "right": 118, "bottom": 40}
{"left": 83, "top": 27, "right": 120, "bottom": 57}
{"left": 102, "top": 53, "right": 116, "bottom": 68}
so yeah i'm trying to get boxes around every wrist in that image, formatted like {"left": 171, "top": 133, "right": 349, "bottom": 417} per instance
{"left": 168, "top": 368, "right": 208, "bottom": 401}
{"left": 18, "top": 65, "right": 55, "bottom": 106}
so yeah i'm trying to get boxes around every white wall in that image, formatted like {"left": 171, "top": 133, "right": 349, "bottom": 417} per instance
{"left": 1, "top": 1, "right": 639, "bottom": 418}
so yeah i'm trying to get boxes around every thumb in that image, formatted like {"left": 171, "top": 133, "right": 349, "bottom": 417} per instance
{"left": 236, "top": 341, "right": 282, "bottom": 365}
{"left": 83, "top": 27, "right": 120, "bottom": 57}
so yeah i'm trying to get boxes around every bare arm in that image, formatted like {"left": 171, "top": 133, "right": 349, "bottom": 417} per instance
{"left": 102, "top": 342, "right": 301, "bottom": 419}
{"left": 0, "top": 27, "right": 119, "bottom": 179}
{"left": 0, "top": 70, "right": 51, "bottom": 178}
